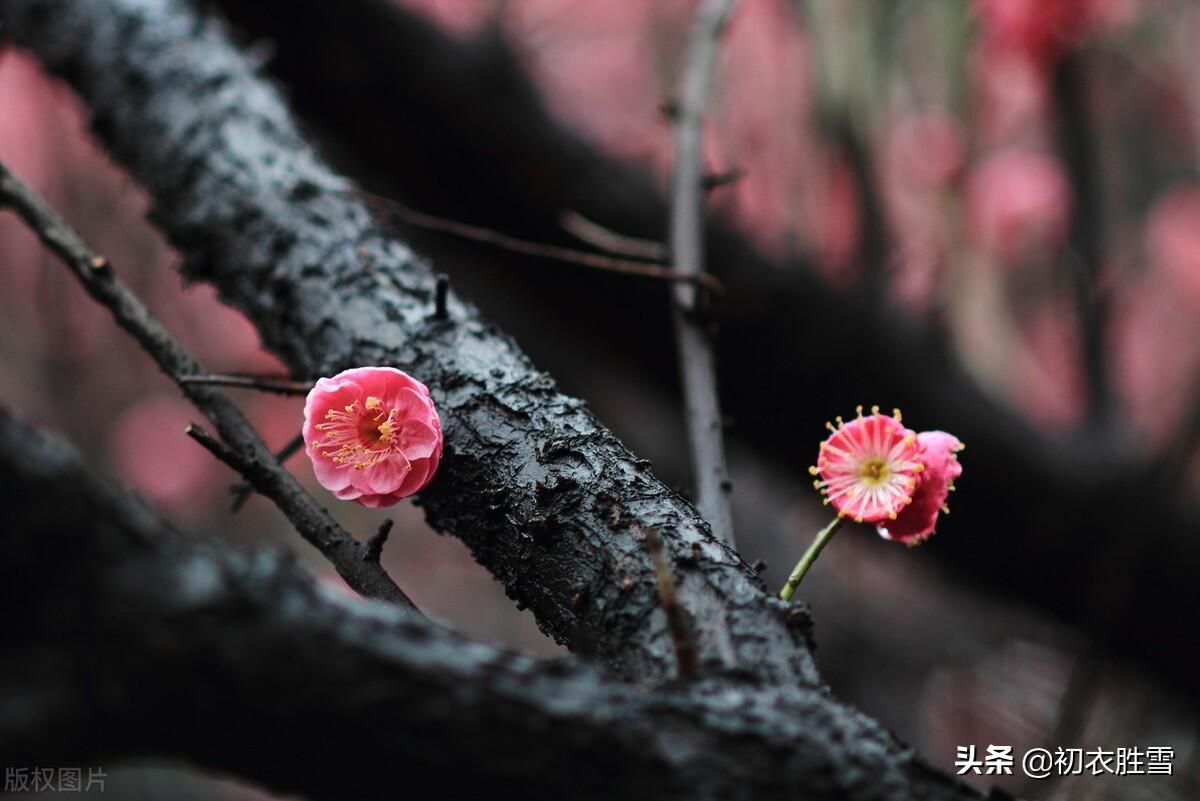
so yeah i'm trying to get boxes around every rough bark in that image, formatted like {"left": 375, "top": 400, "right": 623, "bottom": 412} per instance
{"left": 0, "top": 0, "right": 820, "bottom": 689}
{"left": 194, "top": 0, "right": 1200, "bottom": 700}
{"left": 0, "top": 411, "right": 984, "bottom": 801}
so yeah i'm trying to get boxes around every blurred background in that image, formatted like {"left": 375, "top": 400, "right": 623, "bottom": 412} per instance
{"left": 2, "top": 0, "right": 1199, "bottom": 798}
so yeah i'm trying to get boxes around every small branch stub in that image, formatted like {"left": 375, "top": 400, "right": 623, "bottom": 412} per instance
{"left": 434, "top": 273, "right": 449, "bottom": 320}
{"left": 643, "top": 527, "right": 699, "bottom": 677}
{"left": 365, "top": 519, "right": 393, "bottom": 564}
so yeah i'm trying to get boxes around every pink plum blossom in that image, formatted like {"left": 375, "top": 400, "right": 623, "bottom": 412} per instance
{"left": 966, "top": 149, "right": 1071, "bottom": 265}
{"left": 302, "top": 366, "right": 443, "bottom": 508}
{"left": 811, "top": 407, "right": 925, "bottom": 524}
{"left": 877, "top": 431, "right": 964, "bottom": 546}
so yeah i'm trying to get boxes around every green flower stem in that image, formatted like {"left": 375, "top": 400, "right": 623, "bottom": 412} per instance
{"left": 779, "top": 515, "right": 844, "bottom": 601}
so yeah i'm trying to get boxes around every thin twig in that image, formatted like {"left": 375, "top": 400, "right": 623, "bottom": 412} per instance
{"left": 0, "top": 159, "right": 419, "bottom": 615}
{"left": 667, "top": 0, "right": 738, "bottom": 548}
{"left": 229, "top": 430, "right": 305, "bottom": 512}
{"left": 356, "top": 188, "right": 723, "bottom": 293}
{"left": 179, "top": 373, "right": 314, "bottom": 395}
{"left": 558, "top": 210, "right": 669, "bottom": 262}
{"left": 642, "top": 527, "right": 698, "bottom": 676}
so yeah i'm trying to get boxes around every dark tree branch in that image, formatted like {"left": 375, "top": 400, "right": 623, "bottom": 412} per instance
{"left": 230, "top": 430, "right": 305, "bottom": 513}
{"left": 0, "top": 158, "right": 418, "bottom": 614}
{"left": 179, "top": 373, "right": 314, "bottom": 395}
{"left": 364, "top": 518, "right": 393, "bottom": 565}
{"left": 0, "top": 410, "right": 984, "bottom": 801}
{"left": 0, "top": 0, "right": 810, "bottom": 689}
{"left": 668, "top": 0, "right": 738, "bottom": 547}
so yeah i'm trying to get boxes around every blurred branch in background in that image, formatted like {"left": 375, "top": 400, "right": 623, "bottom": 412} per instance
{"left": 0, "top": 158, "right": 420, "bottom": 614}
{"left": 667, "top": 0, "right": 737, "bottom": 547}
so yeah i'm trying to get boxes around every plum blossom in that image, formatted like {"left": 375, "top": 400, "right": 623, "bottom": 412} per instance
{"left": 811, "top": 407, "right": 924, "bottom": 524}
{"left": 303, "top": 366, "right": 443, "bottom": 508}
{"left": 877, "top": 431, "right": 964, "bottom": 546}
{"left": 784, "top": 407, "right": 964, "bottom": 600}
{"left": 966, "top": 149, "right": 1071, "bottom": 265}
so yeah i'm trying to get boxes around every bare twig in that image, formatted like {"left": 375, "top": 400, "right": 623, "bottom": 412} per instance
{"left": 356, "top": 189, "right": 722, "bottom": 293}
{"left": 642, "top": 527, "right": 698, "bottom": 676}
{"left": 0, "top": 159, "right": 419, "bottom": 614}
{"left": 179, "top": 373, "right": 313, "bottom": 395}
{"left": 229, "top": 430, "right": 305, "bottom": 512}
{"left": 558, "top": 210, "right": 669, "bottom": 262}
{"left": 667, "top": 0, "right": 738, "bottom": 547}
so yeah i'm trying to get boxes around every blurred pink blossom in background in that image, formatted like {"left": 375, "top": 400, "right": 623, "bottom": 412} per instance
{"left": 1145, "top": 184, "right": 1200, "bottom": 311}
{"left": 107, "top": 394, "right": 223, "bottom": 518}
{"left": 966, "top": 148, "right": 1071, "bottom": 265}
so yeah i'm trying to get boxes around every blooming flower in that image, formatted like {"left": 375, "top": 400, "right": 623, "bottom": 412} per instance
{"left": 810, "top": 407, "right": 925, "bottom": 524}
{"left": 302, "top": 366, "right": 442, "bottom": 508}
{"left": 877, "top": 431, "right": 964, "bottom": 546}
{"left": 786, "top": 407, "right": 964, "bottom": 600}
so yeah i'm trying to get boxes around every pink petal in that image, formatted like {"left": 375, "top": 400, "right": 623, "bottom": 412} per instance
{"left": 310, "top": 451, "right": 353, "bottom": 492}
{"left": 333, "top": 484, "right": 363, "bottom": 501}
{"left": 877, "top": 430, "right": 963, "bottom": 545}
{"left": 397, "top": 457, "right": 436, "bottom": 497}
{"left": 400, "top": 418, "right": 440, "bottom": 460}
{"left": 357, "top": 492, "right": 403, "bottom": 509}
{"left": 366, "top": 454, "right": 412, "bottom": 496}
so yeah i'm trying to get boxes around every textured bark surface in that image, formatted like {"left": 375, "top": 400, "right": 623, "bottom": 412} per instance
{"left": 196, "top": 0, "right": 1200, "bottom": 701}
{"left": 0, "top": 412, "right": 983, "bottom": 801}
{"left": 0, "top": 0, "right": 821, "bottom": 689}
